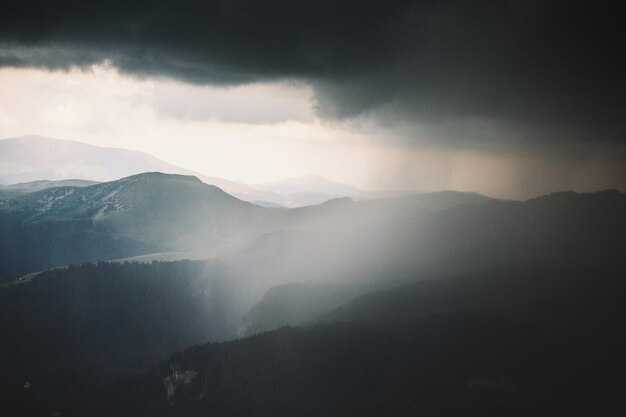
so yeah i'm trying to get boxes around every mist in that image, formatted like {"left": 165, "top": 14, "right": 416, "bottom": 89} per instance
{"left": 2, "top": 1, "right": 626, "bottom": 415}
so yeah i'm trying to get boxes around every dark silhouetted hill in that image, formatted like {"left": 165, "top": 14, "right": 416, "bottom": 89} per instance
{"left": 18, "top": 313, "right": 616, "bottom": 417}
{"left": 0, "top": 260, "right": 242, "bottom": 404}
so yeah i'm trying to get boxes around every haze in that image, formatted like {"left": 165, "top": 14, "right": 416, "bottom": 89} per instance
{"left": 1, "top": 65, "right": 623, "bottom": 199}
{"left": 1, "top": 2, "right": 625, "bottom": 415}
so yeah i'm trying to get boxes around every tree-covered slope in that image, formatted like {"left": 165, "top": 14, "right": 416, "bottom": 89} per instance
{"left": 320, "top": 263, "right": 626, "bottom": 339}
{"left": 0, "top": 260, "right": 238, "bottom": 388}
{"left": 20, "top": 313, "right": 614, "bottom": 417}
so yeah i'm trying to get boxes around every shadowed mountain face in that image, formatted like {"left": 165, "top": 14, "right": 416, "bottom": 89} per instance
{"left": 239, "top": 281, "right": 367, "bottom": 337}
{"left": 13, "top": 314, "right": 614, "bottom": 417}
{"left": 240, "top": 262, "right": 626, "bottom": 339}
{"left": 0, "top": 261, "right": 237, "bottom": 381}
{"left": 3, "top": 262, "right": 624, "bottom": 417}
{"left": 321, "top": 263, "right": 626, "bottom": 337}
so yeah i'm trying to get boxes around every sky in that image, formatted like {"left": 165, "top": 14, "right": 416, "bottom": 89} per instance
{"left": 1, "top": 0, "right": 624, "bottom": 198}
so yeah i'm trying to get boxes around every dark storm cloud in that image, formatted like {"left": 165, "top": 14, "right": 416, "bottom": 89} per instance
{"left": 1, "top": 0, "right": 624, "bottom": 146}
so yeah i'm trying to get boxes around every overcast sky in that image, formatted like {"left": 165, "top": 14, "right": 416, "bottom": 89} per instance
{"left": 1, "top": 0, "right": 624, "bottom": 198}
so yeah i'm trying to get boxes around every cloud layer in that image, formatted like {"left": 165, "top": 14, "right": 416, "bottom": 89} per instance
{"left": 1, "top": 0, "right": 624, "bottom": 148}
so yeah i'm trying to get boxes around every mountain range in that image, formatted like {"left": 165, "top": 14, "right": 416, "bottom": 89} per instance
{"left": 1, "top": 171, "right": 623, "bottom": 290}
{"left": 1, "top": 140, "right": 625, "bottom": 416}
{"left": 0, "top": 135, "right": 392, "bottom": 207}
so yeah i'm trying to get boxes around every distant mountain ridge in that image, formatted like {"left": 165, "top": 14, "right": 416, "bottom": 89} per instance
{"left": 0, "top": 179, "right": 99, "bottom": 192}
{"left": 256, "top": 175, "right": 366, "bottom": 195}
{"left": 254, "top": 174, "right": 415, "bottom": 206}
{"left": 0, "top": 135, "right": 392, "bottom": 207}
{"left": 0, "top": 135, "right": 272, "bottom": 202}
{"left": 0, "top": 179, "right": 99, "bottom": 199}
{"left": 2, "top": 172, "right": 622, "bottom": 286}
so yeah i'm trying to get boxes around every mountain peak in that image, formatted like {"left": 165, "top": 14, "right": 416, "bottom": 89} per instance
{"left": 119, "top": 172, "right": 202, "bottom": 184}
